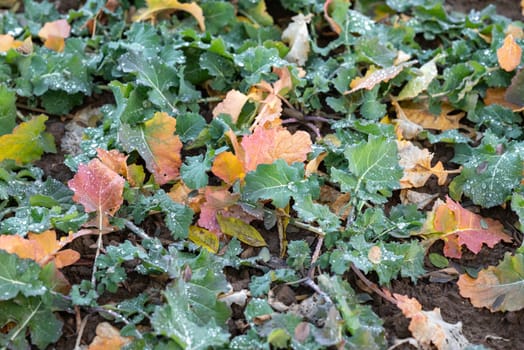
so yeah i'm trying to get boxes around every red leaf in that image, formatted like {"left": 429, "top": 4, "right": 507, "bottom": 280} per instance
{"left": 420, "top": 196, "right": 512, "bottom": 258}
{"left": 68, "top": 158, "right": 125, "bottom": 216}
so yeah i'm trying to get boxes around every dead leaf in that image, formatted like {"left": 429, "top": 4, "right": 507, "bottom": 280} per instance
{"left": 134, "top": 112, "right": 183, "bottom": 185}
{"left": 217, "top": 214, "right": 267, "bottom": 247}
{"left": 0, "top": 34, "right": 21, "bottom": 52}
{"left": 394, "top": 293, "right": 471, "bottom": 350}
{"left": 241, "top": 124, "right": 312, "bottom": 172}
{"left": 392, "top": 99, "right": 424, "bottom": 139}
{"left": 497, "top": 34, "right": 522, "bottom": 72}
{"left": 211, "top": 124, "right": 312, "bottom": 184}
{"left": 345, "top": 61, "right": 415, "bottom": 94}
{"left": 38, "top": 19, "right": 71, "bottom": 52}
{"left": 96, "top": 148, "right": 129, "bottom": 179}
{"left": 68, "top": 158, "right": 125, "bottom": 216}
{"left": 396, "top": 101, "right": 465, "bottom": 131}
{"left": 323, "top": 0, "right": 342, "bottom": 34}
{"left": 212, "top": 90, "right": 249, "bottom": 123}
{"left": 418, "top": 197, "right": 512, "bottom": 259}
{"left": 248, "top": 67, "right": 293, "bottom": 128}
{"left": 397, "top": 140, "right": 449, "bottom": 188}
{"left": 457, "top": 251, "right": 524, "bottom": 312}
{"left": 133, "top": 0, "right": 205, "bottom": 31}
{"left": 0, "top": 230, "right": 80, "bottom": 268}
{"left": 483, "top": 87, "right": 524, "bottom": 111}
{"left": 400, "top": 190, "right": 438, "bottom": 209}
{"left": 282, "top": 13, "right": 313, "bottom": 66}
{"left": 88, "top": 322, "right": 132, "bottom": 350}
{"left": 188, "top": 225, "right": 219, "bottom": 253}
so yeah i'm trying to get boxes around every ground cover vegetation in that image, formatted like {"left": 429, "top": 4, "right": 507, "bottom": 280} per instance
{"left": 0, "top": 0, "right": 524, "bottom": 348}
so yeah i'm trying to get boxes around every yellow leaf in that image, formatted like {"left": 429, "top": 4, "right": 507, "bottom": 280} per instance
{"left": 497, "top": 34, "right": 522, "bottom": 72}
{"left": 188, "top": 226, "right": 219, "bottom": 253}
{"left": 0, "top": 115, "right": 54, "bottom": 164}
{"left": 217, "top": 214, "right": 267, "bottom": 247}
{"left": 212, "top": 151, "right": 245, "bottom": 184}
{"left": 133, "top": 0, "right": 205, "bottom": 31}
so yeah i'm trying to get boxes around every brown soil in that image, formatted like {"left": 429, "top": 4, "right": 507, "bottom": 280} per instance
{"left": 33, "top": 0, "right": 524, "bottom": 349}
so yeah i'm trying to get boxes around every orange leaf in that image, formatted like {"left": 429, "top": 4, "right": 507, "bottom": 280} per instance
{"left": 0, "top": 230, "right": 79, "bottom": 268}
{"left": 124, "top": 111, "right": 183, "bottom": 185}
{"left": 484, "top": 87, "right": 524, "bottom": 111}
{"left": 0, "top": 34, "right": 23, "bottom": 52}
{"left": 497, "top": 34, "right": 522, "bottom": 72}
{"left": 394, "top": 293, "right": 471, "bottom": 349}
{"left": 133, "top": 0, "right": 205, "bottom": 31}
{"left": 168, "top": 181, "right": 204, "bottom": 212}
{"left": 144, "top": 112, "right": 182, "bottom": 184}
{"left": 397, "top": 140, "right": 449, "bottom": 188}
{"left": 242, "top": 124, "right": 312, "bottom": 172}
{"left": 0, "top": 235, "right": 41, "bottom": 261}
{"left": 38, "top": 19, "right": 71, "bottom": 52}
{"left": 457, "top": 252, "right": 524, "bottom": 312}
{"left": 212, "top": 90, "right": 249, "bottom": 123}
{"left": 420, "top": 197, "right": 512, "bottom": 258}
{"left": 211, "top": 151, "right": 245, "bottom": 184}
{"left": 88, "top": 322, "right": 132, "bottom": 350}
{"left": 97, "top": 148, "right": 129, "bottom": 179}
{"left": 68, "top": 158, "right": 125, "bottom": 216}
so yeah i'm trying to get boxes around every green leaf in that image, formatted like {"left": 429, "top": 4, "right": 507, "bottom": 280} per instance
{"left": 0, "top": 85, "right": 16, "bottom": 135}
{"left": 243, "top": 160, "right": 315, "bottom": 208}
{"left": 234, "top": 46, "right": 286, "bottom": 86}
{"left": 118, "top": 51, "right": 179, "bottom": 114}
{"left": 181, "top": 154, "right": 210, "bottom": 190}
{"left": 249, "top": 269, "right": 298, "bottom": 297}
{"left": 201, "top": 2, "right": 236, "bottom": 35}
{"left": 0, "top": 250, "right": 47, "bottom": 300}
{"left": 332, "top": 135, "right": 402, "bottom": 203}
{"left": 176, "top": 112, "right": 207, "bottom": 143}
{"left": 151, "top": 279, "right": 230, "bottom": 349}
{"left": 286, "top": 240, "right": 311, "bottom": 271}
{"left": 511, "top": 192, "right": 524, "bottom": 233}
{"left": 293, "top": 196, "right": 340, "bottom": 233}
{"left": 317, "top": 274, "right": 386, "bottom": 348}
{"left": 0, "top": 115, "right": 56, "bottom": 164}
{"left": 450, "top": 133, "right": 522, "bottom": 208}
{"left": 469, "top": 104, "right": 522, "bottom": 139}
{"left": 0, "top": 296, "right": 63, "bottom": 350}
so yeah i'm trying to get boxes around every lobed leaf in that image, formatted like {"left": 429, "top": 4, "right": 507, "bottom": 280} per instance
{"left": 457, "top": 250, "right": 524, "bottom": 312}
{"left": 419, "top": 196, "right": 512, "bottom": 259}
